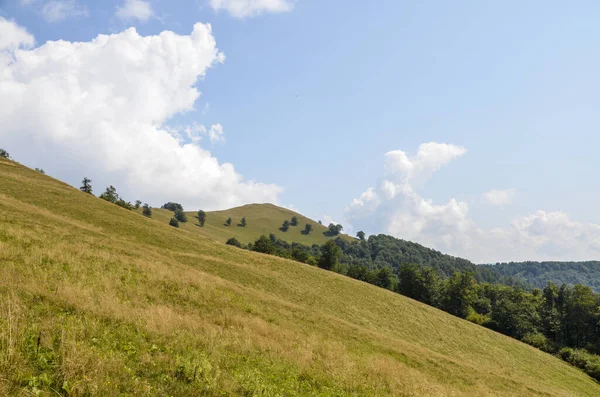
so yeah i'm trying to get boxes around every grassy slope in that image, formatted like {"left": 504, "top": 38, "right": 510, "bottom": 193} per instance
{"left": 148, "top": 203, "right": 353, "bottom": 246}
{"left": 1, "top": 160, "right": 599, "bottom": 396}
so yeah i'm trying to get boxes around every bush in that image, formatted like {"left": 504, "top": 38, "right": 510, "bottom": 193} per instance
{"left": 197, "top": 210, "right": 206, "bottom": 227}
{"left": 0, "top": 149, "right": 9, "bottom": 159}
{"left": 135, "top": 200, "right": 142, "bottom": 209}
{"left": 226, "top": 237, "right": 242, "bottom": 248}
{"left": 35, "top": 168, "right": 45, "bottom": 174}
{"left": 558, "top": 348, "right": 600, "bottom": 381}
{"left": 162, "top": 202, "right": 184, "bottom": 212}
{"left": 169, "top": 217, "right": 179, "bottom": 228}
{"left": 281, "top": 220, "right": 290, "bottom": 232}
{"left": 142, "top": 203, "right": 152, "bottom": 217}
{"left": 225, "top": 217, "right": 232, "bottom": 226}
{"left": 253, "top": 235, "right": 275, "bottom": 255}
{"left": 240, "top": 217, "right": 247, "bottom": 227}
{"left": 290, "top": 216, "right": 298, "bottom": 226}
{"left": 175, "top": 210, "right": 188, "bottom": 223}
{"left": 522, "top": 332, "right": 552, "bottom": 352}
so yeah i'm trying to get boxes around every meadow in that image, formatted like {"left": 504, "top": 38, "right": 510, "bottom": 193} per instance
{"left": 1, "top": 158, "right": 599, "bottom": 396}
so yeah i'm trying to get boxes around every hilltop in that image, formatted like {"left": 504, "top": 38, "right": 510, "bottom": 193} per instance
{"left": 1, "top": 159, "right": 599, "bottom": 396}
{"left": 145, "top": 203, "right": 353, "bottom": 247}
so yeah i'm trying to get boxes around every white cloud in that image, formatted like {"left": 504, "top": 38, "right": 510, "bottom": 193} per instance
{"left": 182, "top": 123, "right": 225, "bottom": 144}
{"left": 115, "top": 0, "right": 154, "bottom": 22}
{"left": 209, "top": 0, "right": 294, "bottom": 18}
{"left": 0, "top": 21, "right": 282, "bottom": 210}
{"left": 345, "top": 143, "right": 600, "bottom": 262}
{"left": 0, "top": 17, "right": 34, "bottom": 52}
{"left": 483, "top": 189, "right": 516, "bottom": 206}
{"left": 42, "top": 0, "right": 89, "bottom": 22}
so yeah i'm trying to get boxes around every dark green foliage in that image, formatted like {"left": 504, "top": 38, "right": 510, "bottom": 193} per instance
{"left": 35, "top": 168, "right": 45, "bottom": 174}
{"left": 225, "top": 217, "right": 232, "bottom": 226}
{"left": 303, "top": 223, "right": 313, "bottom": 235}
{"left": 80, "top": 177, "right": 93, "bottom": 194}
{"left": 559, "top": 348, "right": 600, "bottom": 381}
{"left": 169, "top": 217, "right": 179, "bottom": 228}
{"left": 318, "top": 241, "right": 341, "bottom": 270}
{"left": 327, "top": 223, "right": 343, "bottom": 236}
{"left": 175, "top": 210, "right": 188, "bottom": 223}
{"left": 240, "top": 217, "right": 247, "bottom": 227}
{"left": 442, "top": 272, "right": 477, "bottom": 318}
{"left": 99, "top": 185, "right": 119, "bottom": 203}
{"left": 375, "top": 267, "right": 394, "bottom": 290}
{"left": 396, "top": 265, "right": 441, "bottom": 306}
{"left": 226, "top": 237, "right": 242, "bottom": 248}
{"left": 197, "top": 210, "right": 206, "bottom": 227}
{"left": 281, "top": 220, "right": 290, "bottom": 232}
{"left": 484, "top": 261, "right": 600, "bottom": 292}
{"left": 142, "top": 203, "right": 152, "bottom": 217}
{"left": 0, "top": 149, "right": 9, "bottom": 159}
{"left": 252, "top": 235, "right": 276, "bottom": 254}
{"left": 99, "top": 185, "right": 134, "bottom": 210}
{"left": 290, "top": 216, "right": 298, "bottom": 226}
{"left": 161, "top": 202, "right": 184, "bottom": 212}
{"left": 356, "top": 231, "right": 366, "bottom": 241}
{"left": 134, "top": 200, "right": 142, "bottom": 209}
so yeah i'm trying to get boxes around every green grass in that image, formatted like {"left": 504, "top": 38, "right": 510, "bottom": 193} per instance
{"left": 1, "top": 158, "right": 599, "bottom": 396}
{"left": 147, "top": 203, "right": 353, "bottom": 246}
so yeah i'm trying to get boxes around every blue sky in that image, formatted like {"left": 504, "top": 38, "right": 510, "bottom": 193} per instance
{"left": 1, "top": 0, "right": 600, "bottom": 262}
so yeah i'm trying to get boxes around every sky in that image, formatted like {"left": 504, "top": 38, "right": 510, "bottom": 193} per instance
{"left": 1, "top": 0, "right": 600, "bottom": 263}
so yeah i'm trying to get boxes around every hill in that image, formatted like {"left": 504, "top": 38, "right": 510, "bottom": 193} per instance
{"left": 482, "top": 261, "right": 600, "bottom": 292}
{"left": 1, "top": 159, "right": 599, "bottom": 396}
{"left": 145, "top": 203, "right": 353, "bottom": 247}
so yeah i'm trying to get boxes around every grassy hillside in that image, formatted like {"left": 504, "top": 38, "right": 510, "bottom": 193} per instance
{"left": 147, "top": 203, "right": 353, "bottom": 246}
{"left": 1, "top": 159, "right": 599, "bottom": 396}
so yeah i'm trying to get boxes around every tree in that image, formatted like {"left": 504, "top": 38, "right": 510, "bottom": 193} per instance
{"left": 162, "top": 202, "right": 184, "bottom": 212}
{"left": 0, "top": 149, "right": 9, "bottom": 159}
{"left": 304, "top": 223, "right": 313, "bottom": 235}
{"left": 328, "top": 223, "right": 343, "bottom": 235}
{"left": 375, "top": 267, "right": 394, "bottom": 290}
{"left": 281, "top": 220, "right": 290, "bottom": 231}
{"left": 318, "top": 240, "right": 341, "bottom": 271}
{"left": 253, "top": 235, "right": 276, "bottom": 254}
{"left": 134, "top": 200, "right": 142, "bottom": 209}
{"left": 443, "top": 272, "right": 477, "bottom": 318}
{"left": 225, "top": 217, "right": 232, "bottom": 226}
{"left": 226, "top": 237, "right": 242, "bottom": 248}
{"left": 99, "top": 185, "right": 119, "bottom": 203}
{"left": 142, "top": 203, "right": 152, "bottom": 217}
{"left": 169, "top": 217, "right": 179, "bottom": 228}
{"left": 291, "top": 216, "right": 298, "bottom": 226}
{"left": 175, "top": 210, "right": 188, "bottom": 223}
{"left": 197, "top": 210, "right": 206, "bottom": 227}
{"left": 240, "top": 217, "right": 247, "bottom": 227}
{"left": 80, "top": 177, "right": 93, "bottom": 194}
{"left": 35, "top": 168, "right": 45, "bottom": 174}
{"left": 356, "top": 231, "right": 366, "bottom": 241}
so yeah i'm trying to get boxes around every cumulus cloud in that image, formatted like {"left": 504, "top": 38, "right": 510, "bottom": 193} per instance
{"left": 0, "top": 17, "right": 34, "bottom": 52}
{"left": 182, "top": 123, "right": 225, "bottom": 144}
{"left": 345, "top": 143, "right": 600, "bottom": 262}
{"left": 483, "top": 189, "right": 516, "bottom": 206}
{"left": 0, "top": 21, "right": 282, "bottom": 210}
{"left": 209, "top": 0, "right": 294, "bottom": 18}
{"left": 115, "top": 0, "right": 154, "bottom": 22}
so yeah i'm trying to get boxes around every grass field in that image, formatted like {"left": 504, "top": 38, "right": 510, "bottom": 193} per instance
{"left": 145, "top": 203, "right": 354, "bottom": 246}
{"left": 1, "top": 159, "right": 599, "bottom": 396}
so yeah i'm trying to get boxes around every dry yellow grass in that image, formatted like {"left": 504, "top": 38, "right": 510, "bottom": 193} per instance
{"left": 0, "top": 158, "right": 599, "bottom": 396}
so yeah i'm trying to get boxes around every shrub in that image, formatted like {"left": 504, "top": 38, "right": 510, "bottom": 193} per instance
{"left": 253, "top": 235, "right": 275, "bottom": 255}
{"left": 162, "top": 202, "right": 184, "bottom": 212}
{"left": 281, "top": 220, "right": 290, "bottom": 232}
{"left": 175, "top": 210, "right": 188, "bottom": 223}
{"left": 226, "top": 237, "right": 242, "bottom": 248}
{"left": 558, "top": 348, "right": 600, "bottom": 381}
{"left": 142, "top": 203, "right": 152, "bottom": 217}
{"left": 290, "top": 216, "right": 298, "bottom": 226}
{"left": 35, "top": 168, "right": 45, "bottom": 174}
{"left": 240, "top": 217, "right": 247, "bottom": 227}
{"left": 303, "top": 224, "right": 313, "bottom": 235}
{"left": 225, "top": 217, "right": 232, "bottom": 226}
{"left": 522, "top": 332, "right": 552, "bottom": 352}
{"left": 169, "top": 217, "right": 179, "bottom": 228}
{"left": 0, "top": 149, "right": 9, "bottom": 159}
{"left": 197, "top": 210, "right": 206, "bottom": 227}
{"left": 135, "top": 200, "right": 142, "bottom": 209}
